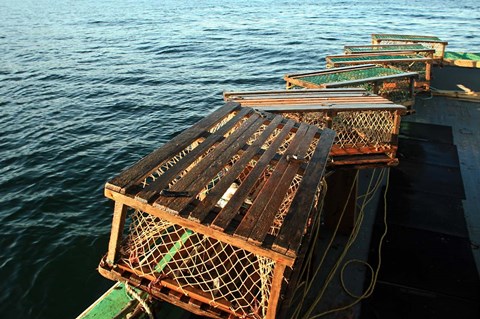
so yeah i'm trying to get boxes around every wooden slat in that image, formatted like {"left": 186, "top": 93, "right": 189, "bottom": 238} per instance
{"left": 249, "top": 103, "right": 405, "bottom": 112}
{"left": 248, "top": 125, "right": 319, "bottom": 245}
{"left": 211, "top": 119, "right": 296, "bottom": 231}
{"left": 106, "top": 102, "right": 241, "bottom": 194}
{"left": 234, "top": 123, "right": 310, "bottom": 240}
{"left": 134, "top": 107, "right": 253, "bottom": 203}
{"left": 228, "top": 95, "right": 386, "bottom": 104}
{"left": 188, "top": 115, "right": 284, "bottom": 223}
{"left": 156, "top": 113, "right": 264, "bottom": 214}
{"left": 224, "top": 90, "right": 370, "bottom": 101}
{"left": 106, "top": 202, "right": 128, "bottom": 265}
{"left": 265, "top": 263, "right": 287, "bottom": 319}
{"left": 273, "top": 128, "right": 336, "bottom": 256}
{"left": 224, "top": 88, "right": 367, "bottom": 98}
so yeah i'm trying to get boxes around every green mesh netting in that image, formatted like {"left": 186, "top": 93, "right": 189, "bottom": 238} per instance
{"left": 300, "top": 67, "right": 404, "bottom": 85}
{"left": 444, "top": 51, "right": 480, "bottom": 61}
{"left": 291, "top": 67, "right": 412, "bottom": 104}
{"left": 372, "top": 34, "right": 442, "bottom": 42}
{"left": 329, "top": 54, "right": 423, "bottom": 63}
{"left": 346, "top": 44, "right": 427, "bottom": 53}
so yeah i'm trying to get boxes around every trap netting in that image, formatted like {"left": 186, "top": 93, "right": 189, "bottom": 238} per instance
{"left": 374, "top": 39, "right": 445, "bottom": 58}
{"left": 292, "top": 68, "right": 412, "bottom": 104}
{"left": 121, "top": 114, "right": 325, "bottom": 318}
{"left": 277, "top": 110, "right": 395, "bottom": 150}
{"left": 120, "top": 210, "right": 275, "bottom": 318}
{"left": 345, "top": 44, "right": 428, "bottom": 54}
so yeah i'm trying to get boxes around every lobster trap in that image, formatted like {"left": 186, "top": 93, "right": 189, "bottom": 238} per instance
{"left": 344, "top": 44, "right": 435, "bottom": 58}
{"left": 98, "top": 102, "right": 335, "bottom": 319}
{"left": 325, "top": 53, "right": 433, "bottom": 91}
{"left": 371, "top": 33, "right": 448, "bottom": 61}
{"left": 283, "top": 64, "right": 417, "bottom": 108}
{"left": 224, "top": 89, "right": 406, "bottom": 167}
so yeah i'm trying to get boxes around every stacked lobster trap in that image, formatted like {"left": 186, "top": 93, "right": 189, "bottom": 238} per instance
{"left": 325, "top": 52, "right": 433, "bottom": 90}
{"left": 344, "top": 43, "right": 435, "bottom": 57}
{"left": 224, "top": 89, "right": 406, "bottom": 167}
{"left": 284, "top": 65, "right": 417, "bottom": 109}
{"left": 99, "top": 102, "right": 335, "bottom": 319}
{"left": 371, "top": 33, "right": 448, "bottom": 61}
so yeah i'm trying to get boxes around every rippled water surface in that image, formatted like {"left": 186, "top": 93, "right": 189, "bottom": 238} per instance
{"left": 1, "top": 0, "right": 479, "bottom": 317}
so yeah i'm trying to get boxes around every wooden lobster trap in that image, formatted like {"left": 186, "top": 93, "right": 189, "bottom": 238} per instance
{"left": 344, "top": 44, "right": 435, "bottom": 58}
{"left": 283, "top": 64, "right": 418, "bottom": 108}
{"left": 224, "top": 89, "right": 406, "bottom": 167}
{"left": 371, "top": 33, "right": 448, "bottom": 61}
{"left": 98, "top": 102, "right": 335, "bottom": 319}
{"left": 325, "top": 52, "right": 433, "bottom": 90}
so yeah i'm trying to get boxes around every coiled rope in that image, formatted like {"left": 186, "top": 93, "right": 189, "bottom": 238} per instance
{"left": 291, "top": 168, "right": 390, "bottom": 319}
{"left": 125, "top": 282, "right": 154, "bottom": 319}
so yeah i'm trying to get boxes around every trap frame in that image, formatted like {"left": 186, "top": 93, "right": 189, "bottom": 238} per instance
{"left": 283, "top": 64, "right": 418, "bottom": 108}
{"left": 98, "top": 102, "right": 335, "bottom": 319}
{"left": 224, "top": 89, "right": 406, "bottom": 167}
{"left": 371, "top": 33, "right": 448, "bottom": 60}
{"left": 325, "top": 53, "right": 433, "bottom": 91}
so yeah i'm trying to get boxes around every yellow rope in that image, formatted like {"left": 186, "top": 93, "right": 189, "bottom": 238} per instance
{"left": 291, "top": 168, "right": 389, "bottom": 319}
{"left": 291, "top": 171, "right": 359, "bottom": 319}
{"left": 125, "top": 282, "right": 154, "bottom": 319}
{"left": 306, "top": 168, "right": 390, "bottom": 319}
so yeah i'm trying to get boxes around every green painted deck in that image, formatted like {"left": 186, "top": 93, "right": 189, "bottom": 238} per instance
{"left": 444, "top": 52, "right": 480, "bottom": 61}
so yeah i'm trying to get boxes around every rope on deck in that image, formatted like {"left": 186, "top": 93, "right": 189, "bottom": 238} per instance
{"left": 125, "top": 282, "right": 154, "bottom": 319}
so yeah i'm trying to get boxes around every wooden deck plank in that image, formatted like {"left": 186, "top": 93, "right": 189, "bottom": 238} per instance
{"left": 134, "top": 107, "right": 253, "bottom": 203}
{"left": 211, "top": 119, "right": 296, "bottom": 231}
{"left": 248, "top": 125, "right": 319, "bottom": 245}
{"left": 156, "top": 113, "right": 264, "bottom": 214}
{"left": 234, "top": 123, "right": 310, "bottom": 240}
{"left": 188, "top": 115, "right": 284, "bottom": 223}
{"left": 106, "top": 102, "right": 241, "bottom": 194}
{"left": 273, "top": 129, "right": 336, "bottom": 255}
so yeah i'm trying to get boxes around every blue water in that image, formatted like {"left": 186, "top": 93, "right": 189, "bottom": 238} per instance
{"left": 0, "top": 0, "right": 479, "bottom": 317}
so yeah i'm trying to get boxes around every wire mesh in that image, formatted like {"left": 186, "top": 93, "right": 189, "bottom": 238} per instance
{"left": 300, "top": 67, "right": 404, "bottom": 85}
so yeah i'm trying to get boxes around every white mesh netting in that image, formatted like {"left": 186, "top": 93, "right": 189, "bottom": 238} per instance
{"left": 120, "top": 210, "right": 276, "bottom": 318}
{"left": 280, "top": 110, "right": 395, "bottom": 150}
{"left": 377, "top": 39, "right": 444, "bottom": 57}
{"left": 331, "top": 110, "right": 394, "bottom": 149}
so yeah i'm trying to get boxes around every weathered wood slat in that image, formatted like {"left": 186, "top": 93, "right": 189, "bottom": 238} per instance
{"left": 106, "top": 102, "right": 241, "bottom": 194}
{"left": 245, "top": 103, "right": 403, "bottom": 112}
{"left": 248, "top": 125, "right": 319, "bottom": 245}
{"left": 226, "top": 97, "right": 392, "bottom": 106}
{"left": 273, "top": 129, "right": 336, "bottom": 256}
{"left": 134, "top": 107, "right": 254, "bottom": 203}
{"left": 211, "top": 119, "right": 296, "bottom": 231}
{"left": 234, "top": 123, "right": 310, "bottom": 240}
{"left": 188, "top": 115, "right": 284, "bottom": 223}
{"left": 156, "top": 113, "right": 264, "bottom": 214}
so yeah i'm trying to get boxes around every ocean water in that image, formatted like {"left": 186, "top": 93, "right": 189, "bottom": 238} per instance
{"left": 0, "top": 0, "right": 479, "bottom": 318}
